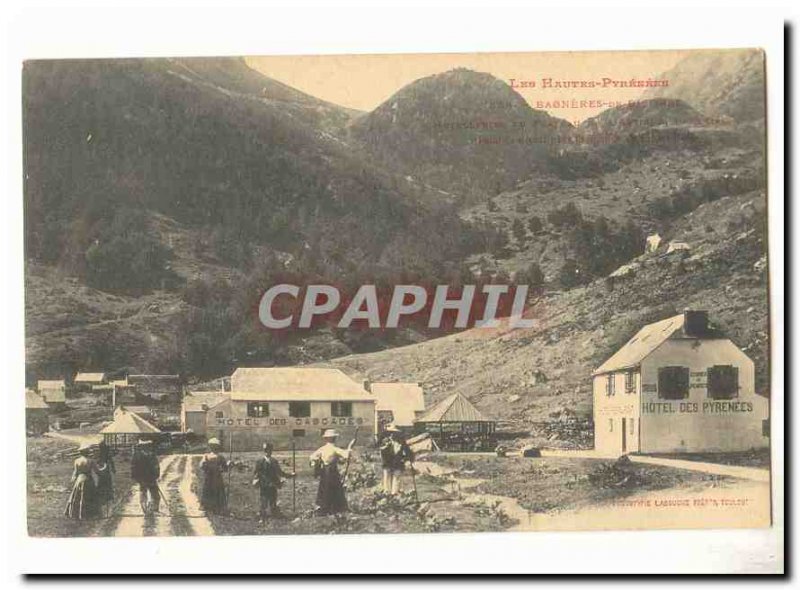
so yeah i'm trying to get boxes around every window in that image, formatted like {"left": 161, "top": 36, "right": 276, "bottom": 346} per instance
{"left": 625, "top": 370, "right": 636, "bottom": 393}
{"left": 292, "top": 429, "right": 305, "bottom": 438}
{"left": 331, "top": 401, "right": 352, "bottom": 417}
{"left": 608, "top": 418, "right": 614, "bottom": 433}
{"left": 606, "top": 374, "right": 615, "bottom": 396}
{"left": 289, "top": 401, "right": 311, "bottom": 418}
{"left": 707, "top": 365, "right": 739, "bottom": 400}
{"left": 629, "top": 418, "right": 635, "bottom": 435}
{"left": 215, "top": 411, "right": 224, "bottom": 419}
{"left": 658, "top": 366, "right": 690, "bottom": 400}
{"left": 247, "top": 402, "right": 269, "bottom": 418}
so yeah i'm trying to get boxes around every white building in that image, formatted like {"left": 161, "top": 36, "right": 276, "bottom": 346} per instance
{"left": 198, "top": 367, "right": 377, "bottom": 451}
{"left": 37, "top": 379, "right": 66, "bottom": 407}
{"left": 371, "top": 382, "right": 426, "bottom": 434}
{"left": 592, "top": 310, "right": 768, "bottom": 456}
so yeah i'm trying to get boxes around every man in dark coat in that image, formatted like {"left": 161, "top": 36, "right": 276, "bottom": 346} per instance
{"left": 131, "top": 440, "right": 160, "bottom": 514}
{"left": 95, "top": 440, "right": 116, "bottom": 516}
{"left": 379, "top": 424, "right": 414, "bottom": 495}
{"left": 252, "top": 442, "right": 294, "bottom": 522}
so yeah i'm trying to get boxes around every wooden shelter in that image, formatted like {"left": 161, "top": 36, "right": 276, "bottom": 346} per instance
{"left": 100, "top": 406, "right": 162, "bottom": 448}
{"left": 414, "top": 393, "right": 496, "bottom": 452}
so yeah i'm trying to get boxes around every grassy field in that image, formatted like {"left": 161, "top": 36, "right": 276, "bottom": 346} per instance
{"left": 26, "top": 436, "right": 135, "bottom": 537}
{"left": 195, "top": 450, "right": 509, "bottom": 536}
{"left": 428, "top": 454, "right": 733, "bottom": 514}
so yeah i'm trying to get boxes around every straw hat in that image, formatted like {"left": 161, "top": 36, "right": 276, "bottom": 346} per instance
{"left": 322, "top": 429, "right": 339, "bottom": 439}
{"left": 208, "top": 437, "right": 221, "bottom": 447}
{"left": 385, "top": 424, "right": 400, "bottom": 433}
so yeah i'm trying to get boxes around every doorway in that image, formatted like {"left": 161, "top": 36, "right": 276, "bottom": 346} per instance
{"left": 621, "top": 418, "right": 627, "bottom": 454}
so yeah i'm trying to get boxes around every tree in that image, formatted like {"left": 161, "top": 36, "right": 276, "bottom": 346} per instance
{"left": 527, "top": 216, "right": 543, "bottom": 234}
{"left": 559, "top": 258, "right": 583, "bottom": 289}
{"left": 512, "top": 218, "right": 527, "bottom": 245}
{"left": 527, "top": 262, "right": 545, "bottom": 291}
{"left": 84, "top": 209, "right": 174, "bottom": 293}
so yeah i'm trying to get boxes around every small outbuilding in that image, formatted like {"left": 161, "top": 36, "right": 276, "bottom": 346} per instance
{"left": 37, "top": 379, "right": 66, "bottom": 409}
{"left": 128, "top": 374, "right": 182, "bottom": 404}
{"left": 74, "top": 373, "right": 106, "bottom": 393}
{"left": 414, "top": 393, "right": 496, "bottom": 451}
{"left": 100, "top": 406, "right": 162, "bottom": 449}
{"left": 371, "top": 382, "right": 426, "bottom": 435}
{"left": 181, "top": 391, "right": 230, "bottom": 436}
{"left": 25, "top": 390, "right": 50, "bottom": 435}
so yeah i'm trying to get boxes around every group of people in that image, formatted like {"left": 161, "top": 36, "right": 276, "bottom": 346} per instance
{"left": 64, "top": 440, "right": 116, "bottom": 520}
{"left": 65, "top": 425, "right": 415, "bottom": 523}
{"left": 199, "top": 425, "right": 415, "bottom": 521}
{"left": 65, "top": 437, "right": 161, "bottom": 520}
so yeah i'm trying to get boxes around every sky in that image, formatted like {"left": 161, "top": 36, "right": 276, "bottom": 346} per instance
{"left": 246, "top": 50, "right": 690, "bottom": 124}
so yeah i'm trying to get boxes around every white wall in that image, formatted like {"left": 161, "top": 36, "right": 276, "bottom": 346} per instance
{"left": 204, "top": 398, "right": 376, "bottom": 450}
{"left": 639, "top": 339, "right": 768, "bottom": 453}
{"left": 593, "top": 370, "right": 640, "bottom": 456}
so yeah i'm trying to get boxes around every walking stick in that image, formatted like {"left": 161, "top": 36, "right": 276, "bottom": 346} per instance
{"left": 156, "top": 482, "right": 172, "bottom": 513}
{"left": 292, "top": 440, "right": 297, "bottom": 515}
{"left": 410, "top": 458, "right": 419, "bottom": 504}
{"left": 226, "top": 431, "right": 234, "bottom": 512}
{"left": 342, "top": 426, "right": 360, "bottom": 487}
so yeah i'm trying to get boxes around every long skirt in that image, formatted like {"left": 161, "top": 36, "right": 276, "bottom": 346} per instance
{"left": 201, "top": 474, "right": 227, "bottom": 513}
{"left": 64, "top": 474, "right": 97, "bottom": 520}
{"left": 316, "top": 464, "right": 347, "bottom": 515}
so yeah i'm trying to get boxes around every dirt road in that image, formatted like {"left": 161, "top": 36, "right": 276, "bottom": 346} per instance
{"left": 415, "top": 459, "right": 771, "bottom": 531}
{"left": 102, "top": 454, "right": 214, "bottom": 537}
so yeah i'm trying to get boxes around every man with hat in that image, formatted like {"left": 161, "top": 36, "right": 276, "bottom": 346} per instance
{"left": 379, "top": 424, "right": 414, "bottom": 495}
{"left": 200, "top": 437, "right": 230, "bottom": 514}
{"left": 131, "top": 439, "right": 160, "bottom": 514}
{"left": 309, "top": 429, "right": 355, "bottom": 515}
{"left": 252, "top": 441, "right": 295, "bottom": 523}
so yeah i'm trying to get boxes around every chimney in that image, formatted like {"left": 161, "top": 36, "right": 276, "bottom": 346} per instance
{"left": 363, "top": 379, "right": 372, "bottom": 392}
{"left": 683, "top": 309, "right": 709, "bottom": 337}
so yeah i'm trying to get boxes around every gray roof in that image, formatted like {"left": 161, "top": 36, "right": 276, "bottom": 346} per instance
{"left": 26, "top": 390, "right": 49, "bottom": 410}
{"left": 593, "top": 314, "right": 685, "bottom": 375}
{"left": 416, "top": 393, "right": 490, "bottom": 423}
{"left": 101, "top": 408, "right": 161, "bottom": 434}
{"left": 75, "top": 372, "right": 106, "bottom": 383}
{"left": 37, "top": 380, "right": 66, "bottom": 403}
{"left": 229, "top": 368, "right": 374, "bottom": 402}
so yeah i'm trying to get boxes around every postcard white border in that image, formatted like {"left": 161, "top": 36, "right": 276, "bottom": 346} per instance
{"left": 2, "top": 0, "right": 787, "bottom": 577}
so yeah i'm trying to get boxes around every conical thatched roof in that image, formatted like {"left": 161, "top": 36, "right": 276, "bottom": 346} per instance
{"left": 416, "top": 393, "right": 490, "bottom": 423}
{"left": 100, "top": 407, "right": 161, "bottom": 434}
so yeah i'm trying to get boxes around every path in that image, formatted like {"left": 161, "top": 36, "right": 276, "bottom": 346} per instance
{"left": 109, "top": 453, "right": 215, "bottom": 537}
{"left": 517, "top": 480, "right": 771, "bottom": 531}
{"left": 415, "top": 458, "right": 770, "bottom": 532}
{"left": 628, "top": 455, "right": 770, "bottom": 482}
